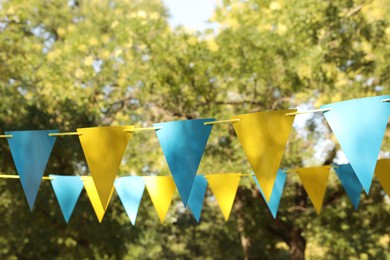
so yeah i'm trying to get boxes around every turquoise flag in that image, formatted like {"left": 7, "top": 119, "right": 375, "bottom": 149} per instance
{"left": 153, "top": 118, "right": 214, "bottom": 206}
{"left": 253, "top": 170, "right": 286, "bottom": 218}
{"left": 321, "top": 96, "right": 390, "bottom": 193}
{"left": 333, "top": 164, "right": 362, "bottom": 210}
{"left": 50, "top": 175, "right": 84, "bottom": 223}
{"left": 5, "top": 130, "right": 58, "bottom": 211}
{"left": 187, "top": 175, "right": 208, "bottom": 222}
{"left": 114, "top": 176, "right": 145, "bottom": 225}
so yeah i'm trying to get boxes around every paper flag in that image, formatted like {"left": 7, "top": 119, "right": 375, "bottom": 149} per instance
{"left": 187, "top": 175, "right": 208, "bottom": 222}
{"left": 77, "top": 126, "right": 133, "bottom": 212}
{"left": 83, "top": 176, "right": 115, "bottom": 223}
{"left": 321, "top": 95, "right": 390, "bottom": 193}
{"left": 297, "top": 166, "right": 330, "bottom": 214}
{"left": 153, "top": 118, "right": 214, "bottom": 206}
{"left": 333, "top": 164, "right": 362, "bottom": 210}
{"left": 114, "top": 176, "right": 145, "bottom": 225}
{"left": 253, "top": 170, "right": 287, "bottom": 218}
{"left": 5, "top": 130, "right": 58, "bottom": 211}
{"left": 50, "top": 175, "right": 84, "bottom": 223}
{"left": 231, "top": 110, "right": 296, "bottom": 202}
{"left": 144, "top": 176, "right": 176, "bottom": 223}
{"left": 375, "top": 159, "right": 390, "bottom": 195}
{"left": 207, "top": 173, "right": 241, "bottom": 221}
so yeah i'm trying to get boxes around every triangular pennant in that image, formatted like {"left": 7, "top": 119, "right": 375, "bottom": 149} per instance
{"left": 187, "top": 175, "right": 208, "bottom": 222}
{"left": 297, "top": 166, "right": 330, "bottom": 214}
{"left": 153, "top": 118, "right": 214, "bottom": 206}
{"left": 144, "top": 176, "right": 176, "bottom": 223}
{"left": 5, "top": 130, "right": 58, "bottom": 211}
{"left": 50, "top": 175, "right": 84, "bottom": 223}
{"left": 375, "top": 159, "right": 390, "bottom": 195}
{"left": 334, "top": 164, "right": 362, "bottom": 210}
{"left": 321, "top": 95, "right": 390, "bottom": 193}
{"left": 206, "top": 173, "right": 241, "bottom": 221}
{"left": 114, "top": 176, "right": 145, "bottom": 225}
{"left": 83, "top": 176, "right": 115, "bottom": 223}
{"left": 253, "top": 170, "right": 286, "bottom": 218}
{"left": 231, "top": 110, "right": 296, "bottom": 202}
{"left": 77, "top": 126, "right": 133, "bottom": 211}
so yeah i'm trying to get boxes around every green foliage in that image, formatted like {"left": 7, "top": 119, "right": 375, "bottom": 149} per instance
{"left": 0, "top": 0, "right": 389, "bottom": 259}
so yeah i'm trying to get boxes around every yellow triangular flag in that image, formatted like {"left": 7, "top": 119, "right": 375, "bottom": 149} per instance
{"left": 206, "top": 173, "right": 241, "bottom": 221}
{"left": 144, "top": 176, "right": 176, "bottom": 223}
{"left": 83, "top": 176, "right": 115, "bottom": 222}
{"left": 297, "top": 166, "right": 330, "bottom": 214}
{"left": 375, "top": 159, "right": 390, "bottom": 195}
{"left": 231, "top": 110, "right": 296, "bottom": 202}
{"left": 77, "top": 126, "right": 133, "bottom": 210}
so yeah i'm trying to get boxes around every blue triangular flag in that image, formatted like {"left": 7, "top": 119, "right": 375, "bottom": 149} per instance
{"left": 114, "top": 176, "right": 145, "bottom": 225}
{"left": 253, "top": 170, "right": 286, "bottom": 218}
{"left": 5, "top": 130, "right": 58, "bottom": 211}
{"left": 321, "top": 96, "right": 390, "bottom": 193}
{"left": 187, "top": 175, "right": 208, "bottom": 222}
{"left": 333, "top": 164, "right": 362, "bottom": 210}
{"left": 153, "top": 118, "right": 214, "bottom": 206}
{"left": 50, "top": 175, "right": 84, "bottom": 223}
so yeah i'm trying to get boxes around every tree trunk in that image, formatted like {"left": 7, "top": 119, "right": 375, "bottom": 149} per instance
{"left": 235, "top": 192, "right": 250, "bottom": 260}
{"left": 287, "top": 181, "right": 307, "bottom": 260}
{"left": 289, "top": 227, "right": 306, "bottom": 260}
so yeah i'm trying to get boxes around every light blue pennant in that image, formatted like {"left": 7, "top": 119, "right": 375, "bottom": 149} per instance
{"left": 253, "top": 170, "right": 286, "bottom": 218}
{"left": 153, "top": 118, "right": 214, "bottom": 206}
{"left": 50, "top": 175, "right": 84, "bottom": 223}
{"left": 187, "top": 175, "right": 208, "bottom": 222}
{"left": 333, "top": 164, "right": 362, "bottom": 210}
{"left": 5, "top": 130, "right": 58, "bottom": 211}
{"left": 321, "top": 96, "right": 390, "bottom": 193}
{"left": 114, "top": 176, "right": 145, "bottom": 225}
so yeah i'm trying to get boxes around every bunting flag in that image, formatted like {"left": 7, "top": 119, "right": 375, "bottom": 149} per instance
{"left": 83, "top": 176, "right": 115, "bottom": 223}
{"left": 5, "top": 130, "right": 58, "bottom": 211}
{"left": 50, "top": 175, "right": 84, "bottom": 223}
{"left": 321, "top": 95, "right": 390, "bottom": 193}
{"left": 77, "top": 126, "right": 133, "bottom": 212}
{"left": 153, "top": 118, "right": 214, "bottom": 206}
{"left": 253, "top": 170, "right": 286, "bottom": 218}
{"left": 231, "top": 110, "right": 296, "bottom": 202}
{"left": 144, "top": 176, "right": 176, "bottom": 223}
{"left": 334, "top": 164, "right": 362, "bottom": 210}
{"left": 114, "top": 176, "right": 145, "bottom": 225}
{"left": 374, "top": 159, "right": 390, "bottom": 195}
{"left": 187, "top": 175, "right": 208, "bottom": 222}
{"left": 207, "top": 173, "right": 241, "bottom": 221}
{"left": 297, "top": 166, "right": 330, "bottom": 214}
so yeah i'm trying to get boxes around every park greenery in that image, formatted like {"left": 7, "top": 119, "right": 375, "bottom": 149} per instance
{"left": 0, "top": 0, "right": 389, "bottom": 259}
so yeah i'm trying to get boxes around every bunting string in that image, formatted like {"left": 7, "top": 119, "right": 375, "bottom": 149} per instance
{"left": 48, "top": 132, "right": 82, "bottom": 137}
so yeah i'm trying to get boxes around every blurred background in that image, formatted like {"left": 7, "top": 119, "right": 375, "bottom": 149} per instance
{"left": 0, "top": 0, "right": 389, "bottom": 259}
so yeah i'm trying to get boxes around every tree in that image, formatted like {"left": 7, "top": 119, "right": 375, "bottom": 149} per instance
{"left": 0, "top": 0, "right": 389, "bottom": 259}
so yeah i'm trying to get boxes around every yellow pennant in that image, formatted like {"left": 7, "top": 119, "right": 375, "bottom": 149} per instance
{"left": 231, "top": 110, "right": 296, "bottom": 202}
{"left": 83, "top": 176, "right": 114, "bottom": 223}
{"left": 206, "top": 173, "right": 241, "bottom": 221}
{"left": 297, "top": 166, "right": 330, "bottom": 214}
{"left": 144, "top": 176, "right": 176, "bottom": 223}
{"left": 77, "top": 126, "right": 133, "bottom": 210}
{"left": 375, "top": 159, "right": 390, "bottom": 195}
